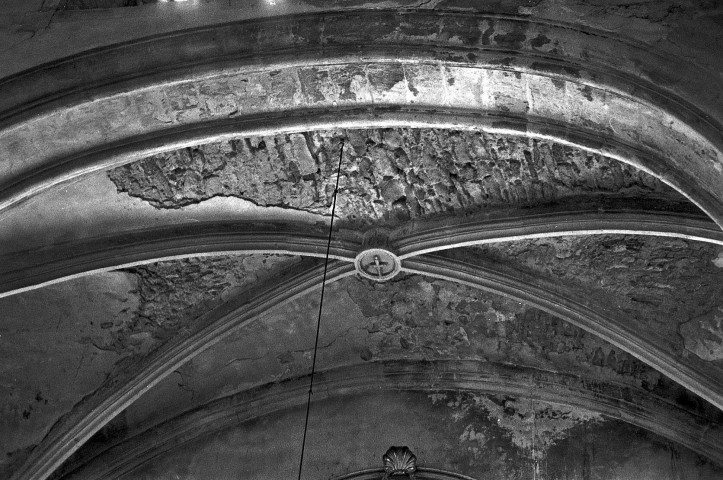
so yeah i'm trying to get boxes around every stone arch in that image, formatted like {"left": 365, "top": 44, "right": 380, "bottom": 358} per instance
{"left": 0, "top": 11, "right": 721, "bottom": 225}
{"left": 54, "top": 362, "right": 723, "bottom": 479}
{"left": 3, "top": 6, "right": 723, "bottom": 480}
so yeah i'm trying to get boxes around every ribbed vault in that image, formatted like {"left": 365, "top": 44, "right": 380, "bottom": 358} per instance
{"left": 1, "top": 3, "right": 723, "bottom": 480}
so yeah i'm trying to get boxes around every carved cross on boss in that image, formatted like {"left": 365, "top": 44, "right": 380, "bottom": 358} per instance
{"left": 382, "top": 446, "right": 417, "bottom": 479}
{"left": 354, "top": 248, "right": 401, "bottom": 282}
{"left": 368, "top": 254, "right": 389, "bottom": 277}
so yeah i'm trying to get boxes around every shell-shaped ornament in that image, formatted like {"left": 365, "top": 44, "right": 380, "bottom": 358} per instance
{"left": 382, "top": 446, "right": 417, "bottom": 478}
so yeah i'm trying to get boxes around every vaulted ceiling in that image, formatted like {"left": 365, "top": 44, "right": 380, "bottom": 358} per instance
{"left": 1, "top": 1, "right": 723, "bottom": 479}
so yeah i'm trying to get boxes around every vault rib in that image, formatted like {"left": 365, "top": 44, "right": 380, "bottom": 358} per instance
{"left": 3, "top": 8, "right": 723, "bottom": 478}
{"left": 0, "top": 222, "right": 361, "bottom": 298}
{"left": 392, "top": 209, "right": 723, "bottom": 258}
{"left": 2, "top": 210, "right": 720, "bottom": 299}
{"left": 2, "top": 107, "right": 721, "bottom": 227}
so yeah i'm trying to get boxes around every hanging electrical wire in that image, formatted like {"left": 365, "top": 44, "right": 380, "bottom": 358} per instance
{"left": 297, "top": 139, "right": 345, "bottom": 480}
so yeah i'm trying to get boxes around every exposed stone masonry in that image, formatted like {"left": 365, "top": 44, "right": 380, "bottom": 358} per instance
{"left": 97, "top": 254, "right": 300, "bottom": 355}
{"left": 681, "top": 307, "right": 723, "bottom": 361}
{"left": 107, "top": 271, "right": 721, "bottom": 455}
{"left": 108, "top": 129, "right": 684, "bottom": 224}
{"left": 45, "top": 262, "right": 723, "bottom": 480}
{"left": 5, "top": 2, "right": 723, "bottom": 479}
{"left": 430, "top": 392, "right": 601, "bottom": 464}
{"left": 345, "top": 275, "right": 669, "bottom": 393}
{"left": 471, "top": 236, "right": 723, "bottom": 362}
{"left": 117, "top": 270, "right": 722, "bottom": 428}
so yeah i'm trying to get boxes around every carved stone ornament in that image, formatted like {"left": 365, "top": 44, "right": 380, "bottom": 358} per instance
{"left": 355, "top": 248, "right": 401, "bottom": 282}
{"left": 382, "top": 446, "right": 417, "bottom": 479}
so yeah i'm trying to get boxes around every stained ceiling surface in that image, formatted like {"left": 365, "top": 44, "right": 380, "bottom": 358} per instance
{"left": 1, "top": 1, "right": 723, "bottom": 480}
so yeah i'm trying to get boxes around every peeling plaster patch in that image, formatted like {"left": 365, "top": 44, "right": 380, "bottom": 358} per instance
{"left": 108, "top": 129, "right": 683, "bottom": 225}
{"left": 345, "top": 275, "right": 663, "bottom": 391}
{"left": 680, "top": 307, "right": 723, "bottom": 361}
{"left": 429, "top": 392, "right": 447, "bottom": 404}
{"left": 592, "top": 0, "right": 692, "bottom": 23}
{"left": 430, "top": 392, "right": 601, "bottom": 468}
{"left": 105, "top": 254, "right": 300, "bottom": 355}
{"left": 477, "top": 396, "right": 601, "bottom": 460}
{"left": 459, "top": 424, "right": 487, "bottom": 453}
{"left": 472, "top": 236, "right": 723, "bottom": 353}
{"left": 0, "top": 272, "right": 139, "bottom": 477}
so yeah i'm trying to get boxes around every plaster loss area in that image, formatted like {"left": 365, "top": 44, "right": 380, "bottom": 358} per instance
{"left": 470, "top": 236, "right": 723, "bottom": 362}
{"left": 128, "top": 274, "right": 721, "bottom": 430}
{"left": 110, "top": 254, "right": 301, "bottom": 355}
{"left": 122, "top": 391, "right": 723, "bottom": 480}
{"left": 108, "top": 128, "right": 685, "bottom": 224}
{"left": 342, "top": 276, "right": 665, "bottom": 389}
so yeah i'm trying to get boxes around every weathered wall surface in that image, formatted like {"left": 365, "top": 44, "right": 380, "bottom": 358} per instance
{"left": 0, "top": 255, "right": 300, "bottom": 477}
{"left": 0, "top": 272, "right": 139, "bottom": 477}
{"left": 2, "top": 0, "right": 722, "bottom": 85}
{"left": 473, "top": 236, "right": 723, "bottom": 364}
{"left": 109, "top": 129, "right": 686, "bottom": 225}
{"left": 3, "top": 8, "right": 721, "bottom": 225}
{"left": 2, "top": 2, "right": 723, "bottom": 479}
{"left": 120, "top": 391, "right": 723, "bottom": 480}
{"left": 0, "top": 168, "right": 324, "bottom": 258}
{"left": 116, "top": 254, "right": 301, "bottom": 353}
{"left": 116, "top": 274, "right": 721, "bottom": 446}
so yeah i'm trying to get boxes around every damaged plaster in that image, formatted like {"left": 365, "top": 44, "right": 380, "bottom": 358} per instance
{"left": 713, "top": 251, "right": 723, "bottom": 268}
{"left": 680, "top": 307, "right": 723, "bottom": 361}
{"left": 0, "top": 272, "right": 139, "bottom": 477}
{"left": 117, "top": 391, "right": 723, "bottom": 480}
{"left": 124, "top": 272, "right": 721, "bottom": 437}
{"left": 343, "top": 275, "right": 671, "bottom": 393}
{"left": 4, "top": 3, "right": 723, "bottom": 479}
{"left": 472, "top": 235, "right": 723, "bottom": 360}
{"left": 108, "top": 129, "right": 685, "bottom": 225}
{"left": 49, "top": 259, "right": 723, "bottom": 479}
{"left": 110, "top": 254, "right": 301, "bottom": 355}
{"left": 431, "top": 392, "right": 601, "bottom": 464}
